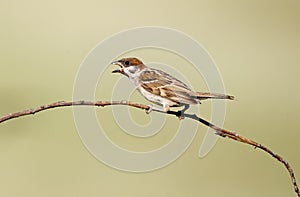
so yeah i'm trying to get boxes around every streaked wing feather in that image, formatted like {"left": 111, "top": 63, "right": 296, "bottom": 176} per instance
{"left": 139, "top": 69, "right": 198, "bottom": 105}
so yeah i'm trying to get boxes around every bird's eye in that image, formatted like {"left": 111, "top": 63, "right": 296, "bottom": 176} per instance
{"left": 124, "top": 61, "right": 130, "bottom": 66}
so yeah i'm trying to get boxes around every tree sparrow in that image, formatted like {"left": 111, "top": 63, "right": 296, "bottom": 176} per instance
{"left": 112, "top": 57, "right": 234, "bottom": 115}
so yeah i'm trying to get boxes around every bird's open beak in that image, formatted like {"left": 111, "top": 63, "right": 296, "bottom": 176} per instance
{"left": 111, "top": 61, "right": 123, "bottom": 73}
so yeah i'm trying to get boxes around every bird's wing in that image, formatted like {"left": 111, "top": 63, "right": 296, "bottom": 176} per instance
{"left": 139, "top": 69, "right": 198, "bottom": 105}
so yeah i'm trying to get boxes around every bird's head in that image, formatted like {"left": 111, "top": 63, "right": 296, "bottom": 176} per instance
{"left": 111, "top": 57, "right": 145, "bottom": 77}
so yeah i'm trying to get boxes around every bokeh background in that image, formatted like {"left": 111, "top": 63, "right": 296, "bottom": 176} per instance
{"left": 1, "top": 0, "right": 299, "bottom": 196}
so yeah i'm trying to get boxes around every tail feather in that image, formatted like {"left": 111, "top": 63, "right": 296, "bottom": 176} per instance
{"left": 196, "top": 92, "right": 234, "bottom": 100}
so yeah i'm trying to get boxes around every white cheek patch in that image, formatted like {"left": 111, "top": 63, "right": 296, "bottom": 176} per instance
{"left": 128, "top": 66, "right": 137, "bottom": 73}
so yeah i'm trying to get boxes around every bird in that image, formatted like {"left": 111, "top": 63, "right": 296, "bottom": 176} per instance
{"left": 111, "top": 57, "right": 234, "bottom": 117}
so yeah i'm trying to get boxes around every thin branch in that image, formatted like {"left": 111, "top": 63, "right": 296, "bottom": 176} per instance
{"left": 0, "top": 100, "right": 299, "bottom": 196}
{"left": 0, "top": 101, "right": 149, "bottom": 123}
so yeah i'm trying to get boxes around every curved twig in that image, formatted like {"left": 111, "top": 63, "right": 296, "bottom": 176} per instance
{"left": 0, "top": 100, "right": 299, "bottom": 196}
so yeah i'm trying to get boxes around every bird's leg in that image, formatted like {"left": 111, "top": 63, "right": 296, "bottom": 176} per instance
{"left": 145, "top": 104, "right": 169, "bottom": 114}
{"left": 176, "top": 104, "right": 190, "bottom": 120}
{"left": 145, "top": 105, "right": 153, "bottom": 114}
{"left": 146, "top": 104, "right": 189, "bottom": 120}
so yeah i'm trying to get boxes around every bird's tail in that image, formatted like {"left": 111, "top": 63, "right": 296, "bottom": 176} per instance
{"left": 196, "top": 92, "right": 234, "bottom": 100}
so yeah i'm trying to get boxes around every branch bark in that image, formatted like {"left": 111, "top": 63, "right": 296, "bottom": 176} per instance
{"left": 0, "top": 100, "right": 299, "bottom": 196}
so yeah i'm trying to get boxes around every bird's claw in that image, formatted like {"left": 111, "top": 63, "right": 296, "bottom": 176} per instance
{"left": 176, "top": 110, "right": 185, "bottom": 120}
{"left": 145, "top": 105, "right": 153, "bottom": 114}
{"left": 178, "top": 115, "right": 185, "bottom": 120}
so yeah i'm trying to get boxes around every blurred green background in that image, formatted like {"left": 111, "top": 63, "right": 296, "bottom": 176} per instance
{"left": 1, "top": 0, "right": 299, "bottom": 196}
